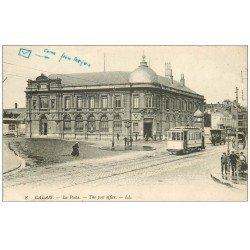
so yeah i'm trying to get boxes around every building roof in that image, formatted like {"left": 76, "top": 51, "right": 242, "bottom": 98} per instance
{"left": 48, "top": 71, "right": 200, "bottom": 96}
{"left": 3, "top": 108, "right": 26, "bottom": 120}
{"left": 129, "top": 54, "right": 158, "bottom": 84}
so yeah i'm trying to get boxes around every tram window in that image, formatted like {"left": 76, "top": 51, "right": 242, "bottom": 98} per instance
{"left": 177, "top": 132, "right": 180, "bottom": 140}
{"left": 172, "top": 132, "right": 177, "bottom": 140}
{"left": 181, "top": 132, "right": 184, "bottom": 140}
{"left": 184, "top": 132, "right": 187, "bottom": 140}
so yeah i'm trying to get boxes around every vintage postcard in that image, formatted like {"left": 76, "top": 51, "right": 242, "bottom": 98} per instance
{"left": 2, "top": 45, "right": 248, "bottom": 201}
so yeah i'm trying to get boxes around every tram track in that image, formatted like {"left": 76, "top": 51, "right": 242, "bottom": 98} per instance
{"left": 4, "top": 145, "right": 222, "bottom": 189}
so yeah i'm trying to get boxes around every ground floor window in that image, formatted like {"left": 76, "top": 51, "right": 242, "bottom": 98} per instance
{"left": 75, "top": 115, "right": 83, "bottom": 130}
{"left": 133, "top": 122, "right": 139, "bottom": 132}
{"left": 87, "top": 115, "right": 96, "bottom": 132}
{"left": 114, "top": 114, "right": 122, "bottom": 132}
{"left": 9, "top": 124, "right": 16, "bottom": 130}
{"left": 100, "top": 115, "right": 109, "bottom": 132}
{"left": 63, "top": 115, "right": 71, "bottom": 130}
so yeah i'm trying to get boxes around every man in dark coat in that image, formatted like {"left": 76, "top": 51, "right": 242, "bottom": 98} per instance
{"left": 229, "top": 151, "right": 238, "bottom": 176}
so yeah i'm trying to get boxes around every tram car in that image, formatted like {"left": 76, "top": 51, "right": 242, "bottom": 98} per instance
{"left": 166, "top": 127, "right": 205, "bottom": 154}
{"left": 210, "top": 129, "right": 226, "bottom": 145}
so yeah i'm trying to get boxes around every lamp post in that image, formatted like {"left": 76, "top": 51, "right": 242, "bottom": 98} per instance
{"left": 125, "top": 119, "right": 131, "bottom": 150}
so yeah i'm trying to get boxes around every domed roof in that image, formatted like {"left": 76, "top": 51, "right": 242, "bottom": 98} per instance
{"left": 194, "top": 108, "right": 203, "bottom": 117}
{"left": 129, "top": 54, "right": 158, "bottom": 84}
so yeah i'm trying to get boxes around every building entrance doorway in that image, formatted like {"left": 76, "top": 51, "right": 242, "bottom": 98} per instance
{"left": 40, "top": 115, "right": 48, "bottom": 135}
{"left": 143, "top": 118, "right": 153, "bottom": 140}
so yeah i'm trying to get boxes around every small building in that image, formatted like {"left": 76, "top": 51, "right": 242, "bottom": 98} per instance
{"left": 3, "top": 103, "right": 26, "bottom": 136}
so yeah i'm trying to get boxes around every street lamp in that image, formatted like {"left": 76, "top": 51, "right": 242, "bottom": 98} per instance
{"left": 125, "top": 119, "right": 131, "bottom": 150}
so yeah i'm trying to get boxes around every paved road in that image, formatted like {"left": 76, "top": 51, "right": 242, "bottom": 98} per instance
{"left": 3, "top": 143, "right": 247, "bottom": 201}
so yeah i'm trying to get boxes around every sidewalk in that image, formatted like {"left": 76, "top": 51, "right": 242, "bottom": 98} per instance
{"left": 3, "top": 141, "right": 25, "bottom": 174}
{"left": 210, "top": 170, "right": 247, "bottom": 190}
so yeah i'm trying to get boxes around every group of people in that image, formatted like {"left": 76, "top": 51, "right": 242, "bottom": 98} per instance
{"left": 221, "top": 151, "right": 247, "bottom": 176}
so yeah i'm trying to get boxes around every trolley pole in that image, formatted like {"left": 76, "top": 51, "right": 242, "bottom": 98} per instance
{"left": 235, "top": 87, "right": 239, "bottom": 154}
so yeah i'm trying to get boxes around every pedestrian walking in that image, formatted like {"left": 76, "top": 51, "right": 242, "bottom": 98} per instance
{"left": 221, "top": 152, "right": 228, "bottom": 175}
{"left": 229, "top": 151, "right": 238, "bottom": 176}
{"left": 71, "top": 142, "right": 79, "bottom": 157}
{"left": 135, "top": 133, "right": 138, "bottom": 141}
{"left": 238, "top": 152, "right": 246, "bottom": 174}
{"left": 117, "top": 133, "right": 120, "bottom": 141}
{"left": 124, "top": 137, "right": 127, "bottom": 149}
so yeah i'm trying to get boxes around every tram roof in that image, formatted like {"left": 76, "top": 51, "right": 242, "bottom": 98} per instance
{"left": 168, "top": 126, "right": 202, "bottom": 131}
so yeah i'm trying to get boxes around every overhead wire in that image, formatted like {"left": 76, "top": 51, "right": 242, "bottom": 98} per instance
{"left": 3, "top": 61, "right": 121, "bottom": 85}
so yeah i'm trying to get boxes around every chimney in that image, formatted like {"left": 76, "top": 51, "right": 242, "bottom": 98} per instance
{"left": 180, "top": 74, "right": 185, "bottom": 86}
{"left": 14, "top": 103, "right": 18, "bottom": 109}
{"left": 165, "top": 62, "right": 173, "bottom": 84}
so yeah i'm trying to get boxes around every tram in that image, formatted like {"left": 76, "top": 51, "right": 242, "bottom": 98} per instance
{"left": 166, "top": 127, "right": 205, "bottom": 155}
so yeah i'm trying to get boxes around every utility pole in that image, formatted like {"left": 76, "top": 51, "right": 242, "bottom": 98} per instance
{"left": 235, "top": 87, "right": 239, "bottom": 154}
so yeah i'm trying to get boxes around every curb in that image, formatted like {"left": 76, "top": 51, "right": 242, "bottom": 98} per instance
{"left": 210, "top": 172, "right": 234, "bottom": 188}
{"left": 210, "top": 171, "right": 246, "bottom": 190}
{"left": 3, "top": 142, "right": 26, "bottom": 175}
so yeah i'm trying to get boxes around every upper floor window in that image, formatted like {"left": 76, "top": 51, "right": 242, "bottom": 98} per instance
{"left": 156, "top": 96, "right": 160, "bottom": 108}
{"left": 181, "top": 100, "right": 184, "bottom": 110}
{"left": 65, "top": 97, "right": 70, "bottom": 110}
{"left": 177, "top": 100, "right": 181, "bottom": 110}
{"left": 115, "top": 95, "right": 121, "bottom": 108}
{"left": 133, "top": 95, "right": 139, "bottom": 108}
{"left": 165, "top": 98, "right": 169, "bottom": 109}
{"left": 145, "top": 95, "right": 153, "bottom": 108}
{"left": 32, "top": 100, "right": 37, "bottom": 109}
{"left": 101, "top": 96, "right": 108, "bottom": 109}
{"left": 40, "top": 97, "right": 48, "bottom": 109}
{"left": 89, "top": 96, "right": 95, "bottom": 109}
{"left": 76, "top": 97, "right": 82, "bottom": 110}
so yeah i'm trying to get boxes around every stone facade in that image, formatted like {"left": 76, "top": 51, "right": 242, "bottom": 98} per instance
{"left": 25, "top": 56, "right": 204, "bottom": 140}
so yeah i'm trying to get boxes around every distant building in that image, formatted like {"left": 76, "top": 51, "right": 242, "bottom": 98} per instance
{"left": 3, "top": 103, "right": 26, "bottom": 136}
{"left": 204, "top": 100, "right": 247, "bottom": 134}
{"left": 25, "top": 54, "right": 205, "bottom": 140}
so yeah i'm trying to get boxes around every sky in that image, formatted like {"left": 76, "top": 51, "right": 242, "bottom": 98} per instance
{"left": 2, "top": 46, "right": 247, "bottom": 109}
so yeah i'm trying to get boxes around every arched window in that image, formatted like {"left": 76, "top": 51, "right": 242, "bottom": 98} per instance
{"left": 75, "top": 114, "right": 83, "bottom": 131}
{"left": 87, "top": 115, "right": 96, "bottom": 132}
{"left": 100, "top": 115, "right": 109, "bottom": 132}
{"left": 63, "top": 114, "right": 71, "bottom": 130}
{"left": 114, "top": 114, "right": 122, "bottom": 133}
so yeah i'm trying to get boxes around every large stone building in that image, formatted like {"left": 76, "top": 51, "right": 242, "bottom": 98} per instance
{"left": 25, "top": 55, "right": 204, "bottom": 140}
